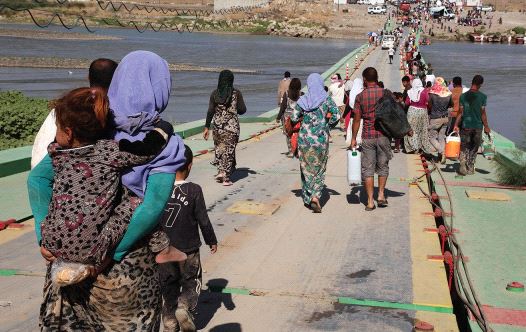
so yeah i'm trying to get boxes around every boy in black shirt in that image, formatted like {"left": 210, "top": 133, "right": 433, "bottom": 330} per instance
{"left": 159, "top": 145, "right": 218, "bottom": 332}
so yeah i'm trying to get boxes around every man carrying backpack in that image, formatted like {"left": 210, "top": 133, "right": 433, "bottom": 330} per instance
{"left": 350, "top": 67, "right": 391, "bottom": 211}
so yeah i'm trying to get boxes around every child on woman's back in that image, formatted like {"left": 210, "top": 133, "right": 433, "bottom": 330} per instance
{"left": 41, "top": 87, "right": 186, "bottom": 285}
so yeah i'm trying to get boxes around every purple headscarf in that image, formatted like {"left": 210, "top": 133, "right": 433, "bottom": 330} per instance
{"left": 108, "top": 50, "right": 185, "bottom": 198}
{"left": 297, "top": 73, "right": 328, "bottom": 112}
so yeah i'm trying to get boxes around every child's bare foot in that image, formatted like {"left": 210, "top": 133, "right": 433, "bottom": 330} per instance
{"left": 155, "top": 246, "right": 187, "bottom": 264}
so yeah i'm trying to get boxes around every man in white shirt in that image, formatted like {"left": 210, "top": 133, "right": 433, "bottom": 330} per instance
{"left": 388, "top": 47, "right": 395, "bottom": 64}
{"left": 329, "top": 74, "right": 345, "bottom": 130}
{"left": 31, "top": 58, "right": 118, "bottom": 168}
{"left": 328, "top": 73, "right": 346, "bottom": 129}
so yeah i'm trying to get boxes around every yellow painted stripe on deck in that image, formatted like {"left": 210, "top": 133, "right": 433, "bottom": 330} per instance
{"left": 407, "top": 155, "right": 459, "bottom": 332}
{"left": 0, "top": 219, "right": 35, "bottom": 246}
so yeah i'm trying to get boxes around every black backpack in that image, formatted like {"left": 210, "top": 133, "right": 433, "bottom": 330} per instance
{"left": 374, "top": 89, "right": 412, "bottom": 139}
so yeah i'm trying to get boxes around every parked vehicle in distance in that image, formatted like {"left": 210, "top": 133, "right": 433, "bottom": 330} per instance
{"left": 430, "top": 6, "right": 455, "bottom": 19}
{"left": 481, "top": 5, "right": 493, "bottom": 12}
{"left": 381, "top": 35, "right": 396, "bottom": 49}
{"left": 368, "top": 6, "right": 387, "bottom": 14}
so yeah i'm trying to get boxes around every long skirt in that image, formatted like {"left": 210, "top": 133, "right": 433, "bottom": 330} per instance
{"left": 404, "top": 106, "right": 432, "bottom": 154}
{"left": 212, "top": 130, "right": 238, "bottom": 178}
{"left": 299, "top": 143, "right": 329, "bottom": 205}
{"left": 280, "top": 117, "right": 292, "bottom": 154}
{"left": 40, "top": 244, "right": 161, "bottom": 331}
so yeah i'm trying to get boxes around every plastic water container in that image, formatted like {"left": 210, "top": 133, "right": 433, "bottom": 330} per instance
{"left": 347, "top": 148, "right": 361, "bottom": 186}
{"left": 445, "top": 132, "right": 461, "bottom": 159}
{"left": 482, "top": 133, "right": 495, "bottom": 160}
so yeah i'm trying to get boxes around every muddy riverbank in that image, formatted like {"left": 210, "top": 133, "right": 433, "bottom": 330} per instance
{"left": 0, "top": 56, "right": 258, "bottom": 74}
{"left": 0, "top": 27, "right": 120, "bottom": 40}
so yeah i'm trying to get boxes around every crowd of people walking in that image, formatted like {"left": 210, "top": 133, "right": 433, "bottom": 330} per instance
{"left": 24, "top": 17, "right": 492, "bottom": 330}
{"left": 400, "top": 30, "right": 491, "bottom": 175}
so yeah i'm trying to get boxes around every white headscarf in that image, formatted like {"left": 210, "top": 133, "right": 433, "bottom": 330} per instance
{"left": 426, "top": 74, "right": 436, "bottom": 86}
{"left": 348, "top": 78, "right": 364, "bottom": 108}
{"left": 407, "top": 79, "right": 424, "bottom": 103}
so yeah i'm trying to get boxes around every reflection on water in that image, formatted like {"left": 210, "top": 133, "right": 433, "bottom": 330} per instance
{"left": 421, "top": 41, "right": 526, "bottom": 145}
{"left": 0, "top": 24, "right": 362, "bottom": 124}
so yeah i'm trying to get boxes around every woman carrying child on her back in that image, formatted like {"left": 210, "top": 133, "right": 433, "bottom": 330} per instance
{"left": 40, "top": 87, "right": 187, "bottom": 285}
{"left": 29, "top": 50, "right": 187, "bottom": 331}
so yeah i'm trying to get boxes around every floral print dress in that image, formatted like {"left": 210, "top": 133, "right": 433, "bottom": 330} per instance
{"left": 209, "top": 90, "right": 246, "bottom": 181}
{"left": 291, "top": 96, "right": 340, "bottom": 205}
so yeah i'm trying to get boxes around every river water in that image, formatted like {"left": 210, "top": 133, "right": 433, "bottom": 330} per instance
{"left": 0, "top": 24, "right": 361, "bottom": 124}
{"left": 1, "top": 25, "right": 525, "bottom": 144}
{"left": 421, "top": 41, "right": 526, "bottom": 145}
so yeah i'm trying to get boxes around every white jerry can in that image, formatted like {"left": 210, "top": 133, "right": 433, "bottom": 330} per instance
{"left": 347, "top": 148, "right": 361, "bottom": 186}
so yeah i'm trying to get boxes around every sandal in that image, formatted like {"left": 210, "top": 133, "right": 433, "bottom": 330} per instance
{"left": 377, "top": 199, "right": 388, "bottom": 208}
{"left": 365, "top": 205, "right": 376, "bottom": 211}
{"left": 215, "top": 172, "right": 225, "bottom": 183}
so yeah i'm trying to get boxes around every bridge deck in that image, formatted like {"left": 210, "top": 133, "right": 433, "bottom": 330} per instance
{"left": 0, "top": 46, "right": 460, "bottom": 331}
{"left": 433, "top": 155, "right": 526, "bottom": 332}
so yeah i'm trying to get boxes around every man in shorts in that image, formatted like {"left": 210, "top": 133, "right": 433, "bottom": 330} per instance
{"left": 351, "top": 67, "right": 392, "bottom": 211}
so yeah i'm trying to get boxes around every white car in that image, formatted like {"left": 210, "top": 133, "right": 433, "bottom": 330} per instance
{"left": 444, "top": 8, "right": 455, "bottom": 19}
{"left": 368, "top": 6, "right": 386, "bottom": 14}
{"left": 481, "top": 5, "right": 493, "bottom": 12}
{"left": 381, "top": 35, "right": 396, "bottom": 49}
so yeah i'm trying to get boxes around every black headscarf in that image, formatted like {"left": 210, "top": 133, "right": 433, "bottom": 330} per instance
{"left": 288, "top": 78, "right": 301, "bottom": 102}
{"left": 214, "top": 70, "right": 234, "bottom": 104}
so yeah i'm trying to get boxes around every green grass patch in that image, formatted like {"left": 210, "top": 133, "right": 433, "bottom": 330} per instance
{"left": 494, "top": 120, "right": 526, "bottom": 186}
{"left": 0, "top": 91, "right": 49, "bottom": 150}
{"left": 512, "top": 26, "right": 525, "bottom": 35}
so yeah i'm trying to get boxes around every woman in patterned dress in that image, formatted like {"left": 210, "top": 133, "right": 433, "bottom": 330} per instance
{"left": 203, "top": 70, "right": 247, "bottom": 186}
{"left": 404, "top": 78, "right": 432, "bottom": 154}
{"left": 28, "top": 51, "right": 186, "bottom": 331}
{"left": 276, "top": 78, "right": 302, "bottom": 157}
{"left": 291, "top": 73, "right": 340, "bottom": 213}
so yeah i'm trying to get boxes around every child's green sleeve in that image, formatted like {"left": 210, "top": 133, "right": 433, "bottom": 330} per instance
{"left": 113, "top": 172, "right": 174, "bottom": 261}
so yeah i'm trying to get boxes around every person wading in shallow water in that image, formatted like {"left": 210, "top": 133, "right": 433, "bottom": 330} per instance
{"left": 291, "top": 73, "right": 340, "bottom": 213}
{"left": 204, "top": 70, "right": 247, "bottom": 186}
{"left": 454, "top": 75, "right": 490, "bottom": 176}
